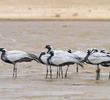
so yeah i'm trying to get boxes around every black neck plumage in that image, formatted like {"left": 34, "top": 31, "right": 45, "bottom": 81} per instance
{"left": 1, "top": 51, "right": 12, "bottom": 64}
{"left": 47, "top": 48, "right": 51, "bottom": 53}
{"left": 84, "top": 52, "right": 91, "bottom": 64}
{"left": 47, "top": 53, "right": 53, "bottom": 65}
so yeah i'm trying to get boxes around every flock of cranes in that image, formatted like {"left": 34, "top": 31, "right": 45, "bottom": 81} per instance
{"left": 0, "top": 45, "right": 110, "bottom": 80}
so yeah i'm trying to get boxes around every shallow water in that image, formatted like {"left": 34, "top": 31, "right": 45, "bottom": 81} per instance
{"left": 0, "top": 21, "right": 110, "bottom": 100}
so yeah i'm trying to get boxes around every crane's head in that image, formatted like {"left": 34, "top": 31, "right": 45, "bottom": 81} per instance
{"left": 87, "top": 48, "right": 98, "bottom": 55}
{"left": 45, "top": 45, "right": 51, "bottom": 49}
{"left": 93, "top": 48, "right": 98, "bottom": 52}
{"left": 100, "top": 49, "right": 108, "bottom": 54}
{"left": 87, "top": 49, "right": 92, "bottom": 55}
{"left": 0, "top": 48, "right": 5, "bottom": 52}
{"left": 45, "top": 45, "right": 52, "bottom": 53}
{"left": 68, "top": 49, "right": 72, "bottom": 53}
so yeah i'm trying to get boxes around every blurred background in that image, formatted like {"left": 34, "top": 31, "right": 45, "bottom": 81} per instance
{"left": 0, "top": 0, "right": 110, "bottom": 20}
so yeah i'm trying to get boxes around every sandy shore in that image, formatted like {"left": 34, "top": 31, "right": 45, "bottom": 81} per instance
{"left": 0, "top": 0, "right": 110, "bottom": 20}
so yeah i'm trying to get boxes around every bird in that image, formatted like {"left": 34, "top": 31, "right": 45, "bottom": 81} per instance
{"left": 0, "top": 48, "right": 39, "bottom": 78}
{"left": 47, "top": 51, "right": 84, "bottom": 78}
{"left": 68, "top": 49, "right": 86, "bottom": 72}
{"left": 84, "top": 48, "right": 110, "bottom": 80}
{"left": 45, "top": 45, "right": 70, "bottom": 78}
{"left": 38, "top": 52, "right": 52, "bottom": 78}
{"left": 45, "top": 45, "right": 84, "bottom": 78}
{"left": 39, "top": 50, "right": 68, "bottom": 78}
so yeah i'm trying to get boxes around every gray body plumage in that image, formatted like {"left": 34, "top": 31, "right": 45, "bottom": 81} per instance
{"left": 0, "top": 48, "right": 39, "bottom": 78}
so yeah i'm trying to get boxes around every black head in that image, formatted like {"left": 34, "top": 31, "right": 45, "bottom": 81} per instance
{"left": 93, "top": 48, "right": 98, "bottom": 52}
{"left": 100, "top": 50, "right": 105, "bottom": 53}
{"left": 100, "top": 49, "right": 108, "bottom": 53}
{"left": 87, "top": 48, "right": 98, "bottom": 55}
{"left": 0, "top": 48, "right": 5, "bottom": 52}
{"left": 87, "top": 49, "right": 91, "bottom": 55}
{"left": 45, "top": 45, "right": 51, "bottom": 50}
{"left": 68, "top": 49, "right": 72, "bottom": 53}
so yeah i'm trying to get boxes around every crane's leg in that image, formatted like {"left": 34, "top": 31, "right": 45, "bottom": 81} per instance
{"left": 61, "top": 66, "right": 63, "bottom": 78}
{"left": 59, "top": 67, "right": 60, "bottom": 77}
{"left": 50, "top": 66, "right": 52, "bottom": 79}
{"left": 96, "top": 65, "right": 100, "bottom": 80}
{"left": 13, "top": 65, "right": 15, "bottom": 78}
{"left": 15, "top": 67, "right": 17, "bottom": 78}
{"left": 13, "top": 64, "right": 17, "bottom": 78}
{"left": 65, "top": 65, "right": 69, "bottom": 78}
{"left": 46, "top": 65, "right": 48, "bottom": 78}
{"left": 56, "top": 67, "right": 59, "bottom": 78}
{"left": 109, "top": 72, "right": 110, "bottom": 80}
{"left": 76, "top": 64, "right": 79, "bottom": 72}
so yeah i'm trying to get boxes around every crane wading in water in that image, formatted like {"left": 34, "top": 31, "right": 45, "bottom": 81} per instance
{"left": 0, "top": 48, "right": 39, "bottom": 78}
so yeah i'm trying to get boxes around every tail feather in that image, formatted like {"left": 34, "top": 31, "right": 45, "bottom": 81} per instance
{"left": 78, "top": 63, "right": 84, "bottom": 68}
{"left": 29, "top": 54, "right": 40, "bottom": 63}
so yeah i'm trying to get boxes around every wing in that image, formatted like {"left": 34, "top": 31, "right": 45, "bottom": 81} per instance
{"left": 68, "top": 53, "right": 82, "bottom": 63}
{"left": 41, "top": 54, "right": 50, "bottom": 64}
{"left": 53, "top": 50, "right": 68, "bottom": 55}
{"left": 50, "top": 54, "right": 69, "bottom": 65}
{"left": 50, "top": 52, "right": 80, "bottom": 65}
{"left": 88, "top": 52, "right": 110, "bottom": 64}
{"left": 72, "top": 51, "right": 86, "bottom": 59}
{"left": 5, "top": 50, "right": 30, "bottom": 62}
{"left": 8, "top": 50, "right": 28, "bottom": 54}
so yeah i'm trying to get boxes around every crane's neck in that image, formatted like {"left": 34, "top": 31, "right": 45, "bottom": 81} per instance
{"left": 1, "top": 50, "right": 7, "bottom": 62}
{"left": 47, "top": 53, "right": 53, "bottom": 65}
{"left": 39, "top": 53, "right": 45, "bottom": 64}
{"left": 84, "top": 52, "right": 91, "bottom": 63}
{"left": 47, "top": 47, "right": 52, "bottom": 53}
{"left": 47, "top": 48, "right": 51, "bottom": 53}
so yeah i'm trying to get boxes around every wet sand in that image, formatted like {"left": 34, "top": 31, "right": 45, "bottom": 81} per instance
{"left": 0, "top": 21, "right": 110, "bottom": 100}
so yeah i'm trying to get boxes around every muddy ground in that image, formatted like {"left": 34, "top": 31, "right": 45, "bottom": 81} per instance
{"left": 0, "top": 21, "right": 110, "bottom": 100}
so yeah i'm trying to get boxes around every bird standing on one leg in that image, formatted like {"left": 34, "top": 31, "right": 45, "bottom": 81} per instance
{"left": 0, "top": 48, "right": 39, "bottom": 78}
